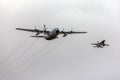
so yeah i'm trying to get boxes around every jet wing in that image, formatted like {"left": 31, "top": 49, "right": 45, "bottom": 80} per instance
{"left": 91, "top": 43, "right": 98, "bottom": 45}
{"left": 16, "top": 28, "right": 49, "bottom": 33}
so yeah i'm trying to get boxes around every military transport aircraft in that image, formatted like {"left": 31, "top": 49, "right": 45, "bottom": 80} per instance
{"left": 91, "top": 40, "right": 109, "bottom": 48}
{"left": 16, "top": 24, "right": 87, "bottom": 40}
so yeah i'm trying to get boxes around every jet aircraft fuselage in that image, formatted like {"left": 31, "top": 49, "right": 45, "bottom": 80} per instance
{"left": 91, "top": 40, "right": 109, "bottom": 48}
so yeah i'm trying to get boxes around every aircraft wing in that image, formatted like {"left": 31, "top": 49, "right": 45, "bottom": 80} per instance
{"left": 91, "top": 43, "right": 98, "bottom": 45}
{"left": 16, "top": 28, "right": 49, "bottom": 33}
{"left": 59, "top": 31, "right": 87, "bottom": 34}
{"left": 59, "top": 31, "right": 87, "bottom": 37}
{"left": 30, "top": 35, "right": 45, "bottom": 38}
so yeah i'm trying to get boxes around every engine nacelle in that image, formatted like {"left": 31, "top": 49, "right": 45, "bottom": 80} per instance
{"left": 63, "top": 34, "right": 67, "bottom": 37}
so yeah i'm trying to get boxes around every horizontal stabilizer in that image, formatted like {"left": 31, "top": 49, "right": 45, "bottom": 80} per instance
{"left": 105, "top": 44, "right": 109, "bottom": 46}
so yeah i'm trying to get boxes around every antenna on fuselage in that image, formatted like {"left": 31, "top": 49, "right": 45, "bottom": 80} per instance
{"left": 43, "top": 24, "right": 48, "bottom": 34}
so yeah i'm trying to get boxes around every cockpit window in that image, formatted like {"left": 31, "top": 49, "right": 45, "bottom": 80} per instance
{"left": 56, "top": 30, "right": 59, "bottom": 33}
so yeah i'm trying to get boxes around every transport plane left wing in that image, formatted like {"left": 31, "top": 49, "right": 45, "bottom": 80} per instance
{"left": 16, "top": 24, "right": 87, "bottom": 40}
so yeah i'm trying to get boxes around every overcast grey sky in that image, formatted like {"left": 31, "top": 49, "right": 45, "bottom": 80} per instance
{"left": 0, "top": 0, "right": 120, "bottom": 80}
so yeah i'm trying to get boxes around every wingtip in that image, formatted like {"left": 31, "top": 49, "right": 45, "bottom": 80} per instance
{"left": 16, "top": 28, "right": 20, "bottom": 30}
{"left": 82, "top": 32, "right": 87, "bottom": 33}
{"left": 80, "top": 32, "right": 87, "bottom": 33}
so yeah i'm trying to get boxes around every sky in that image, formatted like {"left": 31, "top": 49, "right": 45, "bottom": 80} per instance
{"left": 0, "top": 0, "right": 120, "bottom": 80}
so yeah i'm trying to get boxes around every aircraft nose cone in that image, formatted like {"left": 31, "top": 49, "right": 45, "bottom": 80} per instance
{"left": 56, "top": 30, "right": 59, "bottom": 33}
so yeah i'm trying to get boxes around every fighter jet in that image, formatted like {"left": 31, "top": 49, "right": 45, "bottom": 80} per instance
{"left": 91, "top": 40, "right": 109, "bottom": 48}
{"left": 16, "top": 24, "right": 87, "bottom": 40}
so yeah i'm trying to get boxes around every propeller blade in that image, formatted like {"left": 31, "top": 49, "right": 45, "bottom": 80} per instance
{"left": 44, "top": 24, "right": 47, "bottom": 30}
{"left": 36, "top": 32, "right": 40, "bottom": 36}
{"left": 63, "top": 34, "right": 67, "bottom": 37}
{"left": 61, "top": 28, "right": 67, "bottom": 37}
{"left": 34, "top": 25, "right": 37, "bottom": 31}
{"left": 71, "top": 27, "right": 73, "bottom": 33}
{"left": 44, "top": 24, "right": 45, "bottom": 29}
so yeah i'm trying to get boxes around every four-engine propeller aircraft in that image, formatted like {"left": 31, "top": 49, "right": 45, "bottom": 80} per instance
{"left": 16, "top": 24, "right": 87, "bottom": 40}
{"left": 91, "top": 40, "right": 109, "bottom": 48}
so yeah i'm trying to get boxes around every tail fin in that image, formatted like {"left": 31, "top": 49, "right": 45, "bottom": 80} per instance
{"left": 101, "top": 40, "right": 105, "bottom": 44}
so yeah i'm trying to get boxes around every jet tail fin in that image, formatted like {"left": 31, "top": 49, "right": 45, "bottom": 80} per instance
{"left": 101, "top": 40, "right": 105, "bottom": 44}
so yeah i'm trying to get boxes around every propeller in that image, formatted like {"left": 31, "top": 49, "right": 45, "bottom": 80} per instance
{"left": 61, "top": 28, "right": 67, "bottom": 37}
{"left": 34, "top": 25, "right": 41, "bottom": 36}
{"left": 70, "top": 28, "right": 73, "bottom": 33}
{"left": 61, "top": 28, "right": 64, "bottom": 33}
{"left": 71, "top": 28, "right": 73, "bottom": 33}
{"left": 34, "top": 25, "right": 37, "bottom": 31}
{"left": 41, "top": 24, "right": 47, "bottom": 34}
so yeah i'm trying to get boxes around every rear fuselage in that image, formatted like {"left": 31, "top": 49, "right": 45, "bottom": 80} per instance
{"left": 96, "top": 43, "right": 104, "bottom": 48}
